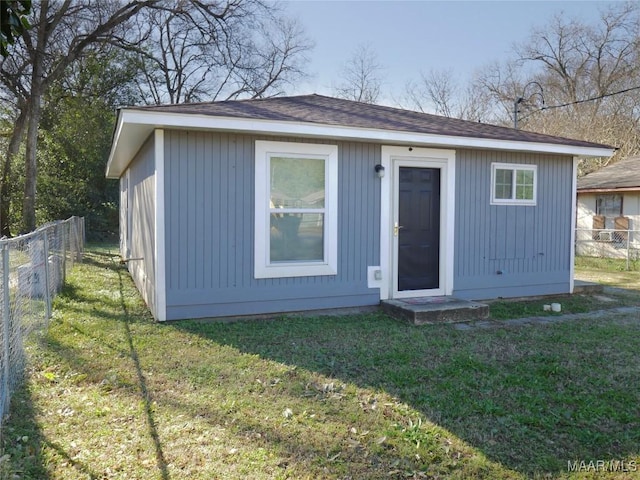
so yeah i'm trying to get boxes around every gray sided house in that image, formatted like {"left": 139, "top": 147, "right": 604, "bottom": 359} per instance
{"left": 106, "top": 95, "right": 613, "bottom": 321}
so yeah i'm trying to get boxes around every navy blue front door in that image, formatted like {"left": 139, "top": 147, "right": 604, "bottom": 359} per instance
{"left": 397, "top": 167, "right": 440, "bottom": 291}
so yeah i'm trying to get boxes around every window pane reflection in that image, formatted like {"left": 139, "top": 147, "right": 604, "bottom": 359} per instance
{"left": 270, "top": 213, "right": 324, "bottom": 262}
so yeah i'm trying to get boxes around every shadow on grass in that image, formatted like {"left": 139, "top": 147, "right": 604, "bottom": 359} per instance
{"left": 3, "top": 250, "right": 170, "bottom": 480}
{"left": 0, "top": 254, "right": 123, "bottom": 479}
{"left": 1, "top": 381, "right": 49, "bottom": 479}
{"left": 1, "top": 369, "right": 102, "bottom": 479}
{"left": 173, "top": 311, "right": 640, "bottom": 476}
{"left": 114, "top": 259, "right": 170, "bottom": 480}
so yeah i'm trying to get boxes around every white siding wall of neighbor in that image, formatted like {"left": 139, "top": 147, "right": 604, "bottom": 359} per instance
{"left": 577, "top": 192, "right": 640, "bottom": 257}
{"left": 454, "top": 150, "right": 574, "bottom": 299}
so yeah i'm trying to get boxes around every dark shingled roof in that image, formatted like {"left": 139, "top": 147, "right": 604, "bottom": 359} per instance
{"left": 134, "top": 94, "right": 611, "bottom": 150}
{"left": 577, "top": 155, "right": 640, "bottom": 191}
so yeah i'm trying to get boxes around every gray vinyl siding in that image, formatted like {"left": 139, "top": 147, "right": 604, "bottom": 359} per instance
{"left": 453, "top": 149, "right": 573, "bottom": 299}
{"left": 127, "top": 135, "right": 157, "bottom": 318}
{"left": 163, "top": 130, "right": 381, "bottom": 320}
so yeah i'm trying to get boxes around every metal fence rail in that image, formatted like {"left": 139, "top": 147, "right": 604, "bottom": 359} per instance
{"left": 0, "top": 216, "right": 84, "bottom": 429}
{"left": 576, "top": 228, "right": 640, "bottom": 269}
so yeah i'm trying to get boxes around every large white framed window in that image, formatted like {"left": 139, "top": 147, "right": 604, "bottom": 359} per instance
{"left": 491, "top": 163, "right": 537, "bottom": 206}
{"left": 255, "top": 140, "right": 338, "bottom": 279}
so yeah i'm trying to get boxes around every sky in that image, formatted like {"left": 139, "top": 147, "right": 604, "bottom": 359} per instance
{"left": 283, "top": 0, "right": 624, "bottom": 106}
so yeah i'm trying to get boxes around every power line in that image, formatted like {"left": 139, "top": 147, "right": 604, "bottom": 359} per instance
{"left": 540, "top": 85, "right": 640, "bottom": 111}
{"left": 517, "top": 84, "right": 640, "bottom": 123}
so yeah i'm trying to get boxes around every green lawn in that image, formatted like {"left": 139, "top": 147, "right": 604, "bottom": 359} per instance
{"left": 1, "top": 248, "right": 639, "bottom": 479}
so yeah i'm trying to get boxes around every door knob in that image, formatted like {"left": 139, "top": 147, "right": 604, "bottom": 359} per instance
{"left": 394, "top": 222, "right": 403, "bottom": 236}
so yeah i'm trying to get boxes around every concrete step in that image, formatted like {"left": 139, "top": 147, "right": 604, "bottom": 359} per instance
{"left": 381, "top": 296, "right": 489, "bottom": 325}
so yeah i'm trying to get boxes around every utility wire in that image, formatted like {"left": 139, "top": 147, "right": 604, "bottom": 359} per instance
{"left": 541, "top": 85, "right": 640, "bottom": 111}
{"left": 518, "top": 84, "right": 640, "bottom": 122}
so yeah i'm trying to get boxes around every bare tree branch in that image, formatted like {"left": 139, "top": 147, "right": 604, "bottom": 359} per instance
{"left": 333, "top": 44, "right": 384, "bottom": 104}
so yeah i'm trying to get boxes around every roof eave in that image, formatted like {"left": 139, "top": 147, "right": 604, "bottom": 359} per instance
{"left": 106, "top": 109, "right": 615, "bottom": 179}
{"left": 106, "top": 110, "right": 127, "bottom": 178}
{"left": 577, "top": 186, "right": 640, "bottom": 193}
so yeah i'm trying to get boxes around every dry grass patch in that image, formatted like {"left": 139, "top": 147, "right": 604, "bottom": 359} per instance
{"left": 575, "top": 256, "right": 640, "bottom": 290}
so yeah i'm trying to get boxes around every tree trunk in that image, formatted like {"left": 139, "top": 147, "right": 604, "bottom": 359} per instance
{"left": 21, "top": 1, "right": 48, "bottom": 233}
{"left": 22, "top": 91, "right": 41, "bottom": 233}
{"left": 1, "top": 107, "right": 27, "bottom": 236}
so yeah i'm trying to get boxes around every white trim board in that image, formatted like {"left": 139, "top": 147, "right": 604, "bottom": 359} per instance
{"left": 569, "top": 157, "right": 578, "bottom": 294}
{"left": 154, "top": 129, "right": 167, "bottom": 321}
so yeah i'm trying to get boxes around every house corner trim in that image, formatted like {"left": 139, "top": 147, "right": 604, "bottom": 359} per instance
{"left": 154, "top": 129, "right": 167, "bottom": 321}
{"left": 569, "top": 156, "right": 578, "bottom": 294}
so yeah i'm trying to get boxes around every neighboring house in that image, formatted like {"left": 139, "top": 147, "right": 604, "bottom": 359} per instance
{"left": 576, "top": 155, "right": 640, "bottom": 258}
{"left": 106, "top": 94, "right": 613, "bottom": 321}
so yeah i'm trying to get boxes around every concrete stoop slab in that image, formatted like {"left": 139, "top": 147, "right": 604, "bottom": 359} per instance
{"left": 381, "top": 297, "right": 490, "bottom": 325}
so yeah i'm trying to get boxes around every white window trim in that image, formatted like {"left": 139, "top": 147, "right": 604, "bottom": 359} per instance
{"left": 254, "top": 140, "right": 338, "bottom": 279}
{"left": 490, "top": 162, "right": 537, "bottom": 206}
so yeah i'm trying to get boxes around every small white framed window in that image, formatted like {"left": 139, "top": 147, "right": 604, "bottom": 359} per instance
{"left": 255, "top": 140, "right": 338, "bottom": 279}
{"left": 491, "top": 163, "right": 537, "bottom": 206}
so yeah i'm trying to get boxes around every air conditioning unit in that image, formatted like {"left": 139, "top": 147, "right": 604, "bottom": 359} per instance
{"left": 598, "top": 230, "right": 614, "bottom": 241}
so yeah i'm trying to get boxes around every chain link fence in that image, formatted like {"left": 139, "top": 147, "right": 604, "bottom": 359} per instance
{"left": 0, "top": 216, "right": 84, "bottom": 428}
{"left": 576, "top": 228, "right": 640, "bottom": 270}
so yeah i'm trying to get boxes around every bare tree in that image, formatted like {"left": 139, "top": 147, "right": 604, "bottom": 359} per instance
{"left": 405, "top": 69, "right": 457, "bottom": 117}
{"left": 0, "top": 0, "right": 158, "bottom": 233}
{"left": 513, "top": 2, "right": 640, "bottom": 166}
{"left": 472, "top": 59, "right": 535, "bottom": 125}
{"left": 129, "top": 1, "right": 311, "bottom": 104}
{"left": 516, "top": 3, "right": 639, "bottom": 106}
{"left": 456, "top": 0, "right": 640, "bottom": 174}
{"left": 333, "top": 44, "right": 384, "bottom": 104}
{"left": 403, "top": 68, "right": 494, "bottom": 122}
{"left": 0, "top": 0, "right": 311, "bottom": 233}
{"left": 406, "top": 1, "right": 640, "bottom": 161}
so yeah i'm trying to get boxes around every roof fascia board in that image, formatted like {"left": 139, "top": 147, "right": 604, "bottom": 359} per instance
{"left": 123, "top": 109, "right": 614, "bottom": 157}
{"left": 577, "top": 186, "right": 640, "bottom": 193}
{"left": 105, "top": 111, "right": 126, "bottom": 177}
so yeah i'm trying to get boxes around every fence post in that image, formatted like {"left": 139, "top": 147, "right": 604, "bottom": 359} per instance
{"left": 61, "top": 222, "right": 67, "bottom": 285}
{"left": 80, "top": 217, "right": 85, "bottom": 259}
{"left": 626, "top": 227, "right": 631, "bottom": 271}
{"left": 43, "top": 231, "right": 51, "bottom": 321}
{"left": 2, "top": 244, "right": 10, "bottom": 416}
{"left": 73, "top": 218, "right": 81, "bottom": 262}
